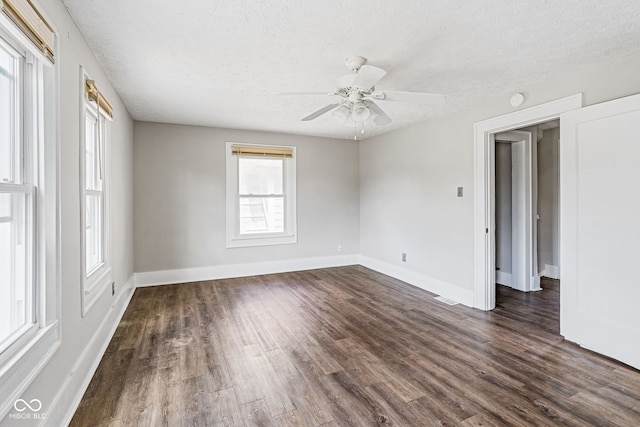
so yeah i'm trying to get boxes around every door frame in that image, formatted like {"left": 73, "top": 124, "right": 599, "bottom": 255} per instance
{"left": 494, "top": 130, "right": 539, "bottom": 293}
{"left": 473, "top": 94, "right": 582, "bottom": 310}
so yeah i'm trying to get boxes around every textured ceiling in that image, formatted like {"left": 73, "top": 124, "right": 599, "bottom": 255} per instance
{"left": 62, "top": 0, "right": 640, "bottom": 140}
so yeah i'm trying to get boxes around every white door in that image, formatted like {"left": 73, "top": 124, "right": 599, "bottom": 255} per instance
{"left": 560, "top": 93, "right": 640, "bottom": 369}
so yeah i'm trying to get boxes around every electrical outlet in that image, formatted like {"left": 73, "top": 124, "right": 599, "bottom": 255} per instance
{"left": 457, "top": 187, "right": 463, "bottom": 197}
{"left": 402, "top": 253, "right": 407, "bottom": 262}
{"left": 111, "top": 282, "right": 115, "bottom": 296}
{"left": 337, "top": 244, "right": 343, "bottom": 252}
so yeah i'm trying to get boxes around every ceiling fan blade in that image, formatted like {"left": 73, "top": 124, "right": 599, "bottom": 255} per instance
{"left": 351, "top": 65, "right": 387, "bottom": 90}
{"left": 372, "top": 90, "right": 446, "bottom": 105}
{"left": 301, "top": 102, "right": 341, "bottom": 121}
{"left": 366, "top": 101, "right": 392, "bottom": 126}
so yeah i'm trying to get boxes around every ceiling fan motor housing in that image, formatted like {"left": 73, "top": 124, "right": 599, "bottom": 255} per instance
{"left": 345, "top": 55, "right": 367, "bottom": 72}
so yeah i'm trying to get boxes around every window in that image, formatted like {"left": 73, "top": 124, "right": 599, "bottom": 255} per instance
{"left": 0, "top": 0, "right": 60, "bottom": 419}
{"left": 80, "top": 69, "right": 112, "bottom": 314}
{"left": 226, "top": 143, "right": 296, "bottom": 247}
{"left": 0, "top": 31, "right": 32, "bottom": 355}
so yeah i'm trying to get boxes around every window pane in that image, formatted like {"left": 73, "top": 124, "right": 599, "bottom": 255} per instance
{"left": 239, "top": 196, "right": 284, "bottom": 234}
{"left": 0, "top": 43, "right": 19, "bottom": 183}
{"left": 0, "top": 192, "right": 31, "bottom": 348}
{"left": 238, "top": 157, "right": 283, "bottom": 195}
{"left": 85, "top": 112, "right": 98, "bottom": 190}
{"left": 85, "top": 194, "right": 103, "bottom": 274}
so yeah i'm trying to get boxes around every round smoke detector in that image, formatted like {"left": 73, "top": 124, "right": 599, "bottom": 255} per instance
{"left": 510, "top": 92, "right": 525, "bottom": 107}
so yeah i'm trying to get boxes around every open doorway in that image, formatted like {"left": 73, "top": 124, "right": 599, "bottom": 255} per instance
{"left": 493, "top": 120, "right": 561, "bottom": 332}
{"left": 494, "top": 120, "right": 560, "bottom": 290}
{"left": 472, "top": 94, "right": 582, "bottom": 312}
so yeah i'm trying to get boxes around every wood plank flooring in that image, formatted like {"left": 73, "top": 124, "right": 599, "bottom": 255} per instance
{"left": 70, "top": 266, "right": 640, "bottom": 426}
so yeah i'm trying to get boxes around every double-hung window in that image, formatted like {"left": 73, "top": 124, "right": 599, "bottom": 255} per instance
{"left": 0, "top": 0, "right": 60, "bottom": 418}
{"left": 80, "top": 70, "right": 112, "bottom": 314}
{"left": 226, "top": 143, "right": 297, "bottom": 247}
{"left": 0, "top": 26, "right": 33, "bottom": 363}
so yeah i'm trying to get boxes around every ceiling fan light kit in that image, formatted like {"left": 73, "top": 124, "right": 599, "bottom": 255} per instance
{"left": 352, "top": 100, "right": 371, "bottom": 121}
{"left": 332, "top": 104, "right": 351, "bottom": 122}
{"left": 289, "top": 56, "right": 446, "bottom": 133}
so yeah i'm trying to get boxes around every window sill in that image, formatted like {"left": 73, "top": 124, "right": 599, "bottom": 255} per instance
{"left": 0, "top": 321, "right": 60, "bottom": 419}
{"left": 82, "top": 266, "right": 112, "bottom": 316}
{"left": 227, "top": 234, "right": 297, "bottom": 248}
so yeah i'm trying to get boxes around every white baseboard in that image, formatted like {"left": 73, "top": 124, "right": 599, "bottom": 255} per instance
{"left": 542, "top": 264, "right": 560, "bottom": 279}
{"left": 134, "top": 254, "right": 360, "bottom": 287}
{"left": 134, "top": 255, "right": 474, "bottom": 308}
{"left": 531, "top": 275, "right": 542, "bottom": 291}
{"left": 44, "top": 276, "right": 135, "bottom": 427}
{"left": 359, "top": 256, "right": 474, "bottom": 307}
{"left": 496, "top": 271, "right": 513, "bottom": 286}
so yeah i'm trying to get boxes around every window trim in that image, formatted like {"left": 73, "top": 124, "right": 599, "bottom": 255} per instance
{"left": 79, "top": 67, "right": 112, "bottom": 316}
{"left": 0, "top": 10, "right": 61, "bottom": 420}
{"left": 226, "top": 142, "right": 297, "bottom": 248}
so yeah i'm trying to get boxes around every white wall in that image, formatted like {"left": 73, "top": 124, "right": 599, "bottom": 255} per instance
{"left": 359, "top": 51, "right": 640, "bottom": 302}
{"left": 0, "top": 1, "right": 135, "bottom": 425}
{"left": 133, "top": 122, "right": 359, "bottom": 279}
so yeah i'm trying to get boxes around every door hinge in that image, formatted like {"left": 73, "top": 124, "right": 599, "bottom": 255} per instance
{"left": 485, "top": 228, "right": 489, "bottom": 234}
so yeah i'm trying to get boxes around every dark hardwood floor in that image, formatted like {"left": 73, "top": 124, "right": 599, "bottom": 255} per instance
{"left": 71, "top": 267, "right": 640, "bottom": 426}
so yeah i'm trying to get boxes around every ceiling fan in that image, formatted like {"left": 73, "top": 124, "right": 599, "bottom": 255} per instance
{"left": 285, "top": 56, "right": 446, "bottom": 128}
